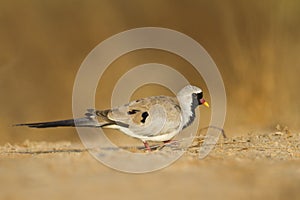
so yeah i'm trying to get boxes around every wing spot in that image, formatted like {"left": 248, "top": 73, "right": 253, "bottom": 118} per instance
{"left": 141, "top": 112, "right": 149, "bottom": 123}
{"left": 127, "top": 109, "right": 140, "bottom": 115}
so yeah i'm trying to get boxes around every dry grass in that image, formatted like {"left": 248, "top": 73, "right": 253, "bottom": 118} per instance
{"left": 1, "top": 130, "right": 300, "bottom": 200}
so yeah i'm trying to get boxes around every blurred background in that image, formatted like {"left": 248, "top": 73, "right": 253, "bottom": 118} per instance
{"left": 1, "top": 0, "right": 300, "bottom": 144}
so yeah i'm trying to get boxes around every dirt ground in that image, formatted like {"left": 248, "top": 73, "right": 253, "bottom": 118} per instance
{"left": 1, "top": 128, "right": 300, "bottom": 200}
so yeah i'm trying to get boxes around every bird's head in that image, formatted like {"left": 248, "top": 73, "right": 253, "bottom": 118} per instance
{"left": 177, "top": 85, "right": 209, "bottom": 109}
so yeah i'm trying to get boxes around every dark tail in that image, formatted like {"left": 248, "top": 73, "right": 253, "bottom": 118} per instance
{"left": 14, "top": 117, "right": 103, "bottom": 128}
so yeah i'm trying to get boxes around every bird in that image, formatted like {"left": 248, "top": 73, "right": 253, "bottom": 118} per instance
{"left": 15, "top": 85, "right": 209, "bottom": 151}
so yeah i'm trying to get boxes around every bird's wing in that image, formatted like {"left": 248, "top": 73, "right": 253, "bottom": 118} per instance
{"left": 96, "top": 96, "right": 182, "bottom": 137}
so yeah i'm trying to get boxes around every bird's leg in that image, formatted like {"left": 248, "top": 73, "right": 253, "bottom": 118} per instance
{"left": 143, "top": 141, "right": 151, "bottom": 151}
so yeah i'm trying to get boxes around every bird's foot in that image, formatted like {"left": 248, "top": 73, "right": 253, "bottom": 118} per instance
{"left": 158, "top": 140, "right": 179, "bottom": 150}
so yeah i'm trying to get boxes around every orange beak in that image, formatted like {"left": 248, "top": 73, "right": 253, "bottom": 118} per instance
{"left": 203, "top": 101, "right": 209, "bottom": 108}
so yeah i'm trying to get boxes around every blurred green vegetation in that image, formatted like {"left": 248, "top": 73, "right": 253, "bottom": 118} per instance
{"left": 1, "top": 0, "right": 299, "bottom": 144}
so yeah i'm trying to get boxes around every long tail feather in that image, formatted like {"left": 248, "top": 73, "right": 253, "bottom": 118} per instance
{"left": 14, "top": 117, "right": 103, "bottom": 128}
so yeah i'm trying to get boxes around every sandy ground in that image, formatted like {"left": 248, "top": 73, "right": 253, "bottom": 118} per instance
{"left": 1, "top": 129, "right": 300, "bottom": 200}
